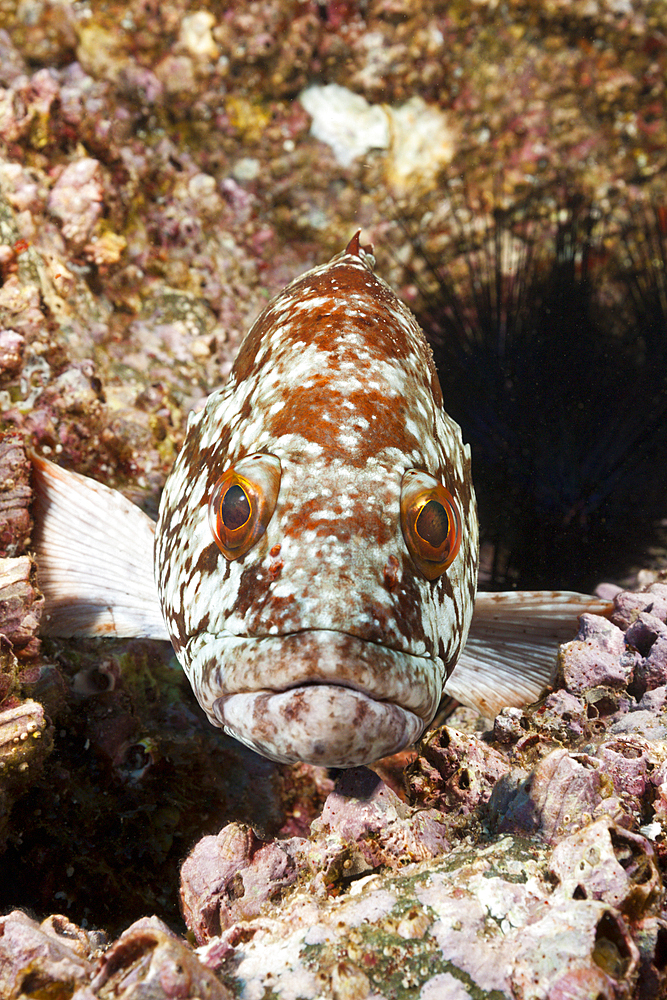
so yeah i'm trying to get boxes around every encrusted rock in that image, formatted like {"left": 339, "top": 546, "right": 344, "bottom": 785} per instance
{"left": 490, "top": 747, "right": 625, "bottom": 843}
{"left": 558, "top": 613, "right": 636, "bottom": 694}
{"left": 0, "top": 909, "right": 100, "bottom": 999}
{"left": 181, "top": 768, "right": 452, "bottom": 946}
{"left": 0, "top": 329, "right": 24, "bottom": 378}
{"left": 180, "top": 823, "right": 306, "bottom": 945}
{"left": 625, "top": 612, "right": 667, "bottom": 696}
{"left": 0, "top": 433, "right": 32, "bottom": 558}
{"left": 312, "top": 767, "right": 450, "bottom": 869}
{"left": 0, "top": 555, "right": 42, "bottom": 654}
{"left": 549, "top": 818, "right": 662, "bottom": 916}
{"left": 611, "top": 585, "right": 667, "bottom": 631}
{"left": 406, "top": 724, "right": 509, "bottom": 814}
{"left": 46, "top": 158, "right": 104, "bottom": 249}
{"left": 194, "top": 833, "right": 645, "bottom": 1000}
{"left": 0, "top": 697, "right": 52, "bottom": 846}
{"left": 90, "top": 915, "right": 230, "bottom": 999}
{"left": 0, "top": 697, "right": 51, "bottom": 778}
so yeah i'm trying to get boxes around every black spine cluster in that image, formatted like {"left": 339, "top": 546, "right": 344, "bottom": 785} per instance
{"left": 410, "top": 195, "right": 667, "bottom": 592}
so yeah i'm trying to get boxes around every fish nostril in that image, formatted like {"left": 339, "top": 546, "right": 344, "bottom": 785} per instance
{"left": 383, "top": 554, "right": 400, "bottom": 590}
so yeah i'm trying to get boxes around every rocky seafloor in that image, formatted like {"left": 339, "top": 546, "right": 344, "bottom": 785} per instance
{"left": 4, "top": 491, "right": 667, "bottom": 999}
{"left": 2, "top": 1, "right": 667, "bottom": 998}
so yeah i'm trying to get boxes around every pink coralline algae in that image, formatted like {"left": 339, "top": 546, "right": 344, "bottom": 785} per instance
{"left": 0, "top": 435, "right": 31, "bottom": 551}
{"left": 180, "top": 824, "right": 307, "bottom": 943}
{"left": 0, "top": 909, "right": 230, "bottom": 1000}
{"left": 180, "top": 767, "right": 451, "bottom": 948}
{"left": 0, "top": 910, "right": 101, "bottom": 999}
{"left": 89, "top": 916, "right": 230, "bottom": 1000}
{"left": 311, "top": 767, "right": 451, "bottom": 869}
{"left": 406, "top": 724, "right": 510, "bottom": 816}
{"left": 549, "top": 818, "right": 662, "bottom": 915}
{"left": 558, "top": 613, "right": 637, "bottom": 694}
{"left": 488, "top": 583, "right": 667, "bottom": 850}
{"left": 46, "top": 158, "right": 104, "bottom": 249}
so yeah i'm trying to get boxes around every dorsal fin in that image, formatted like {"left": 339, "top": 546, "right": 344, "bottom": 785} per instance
{"left": 345, "top": 230, "right": 374, "bottom": 257}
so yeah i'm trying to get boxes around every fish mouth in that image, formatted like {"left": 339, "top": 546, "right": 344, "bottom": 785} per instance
{"left": 183, "top": 629, "right": 443, "bottom": 767}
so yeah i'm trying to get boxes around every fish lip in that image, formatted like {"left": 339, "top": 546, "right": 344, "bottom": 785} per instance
{"left": 212, "top": 684, "right": 426, "bottom": 766}
{"left": 184, "top": 627, "right": 442, "bottom": 722}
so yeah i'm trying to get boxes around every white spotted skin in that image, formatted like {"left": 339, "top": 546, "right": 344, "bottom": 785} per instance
{"left": 154, "top": 241, "right": 479, "bottom": 766}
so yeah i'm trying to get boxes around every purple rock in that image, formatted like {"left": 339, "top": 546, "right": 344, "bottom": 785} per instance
{"left": 558, "top": 614, "right": 636, "bottom": 694}
{"left": 612, "top": 587, "right": 667, "bottom": 630}
{"left": 0, "top": 910, "right": 94, "bottom": 998}
{"left": 46, "top": 158, "right": 103, "bottom": 248}
{"left": 180, "top": 823, "right": 306, "bottom": 945}
{"left": 549, "top": 818, "right": 661, "bottom": 913}
{"left": 641, "top": 635, "right": 667, "bottom": 691}
{"left": 625, "top": 614, "right": 667, "bottom": 695}
{"left": 511, "top": 902, "right": 640, "bottom": 1000}
{"left": 638, "top": 686, "right": 667, "bottom": 712}
{"left": 493, "top": 706, "right": 527, "bottom": 744}
{"left": 313, "top": 767, "right": 450, "bottom": 867}
{"left": 491, "top": 747, "right": 622, "bottom": 843}
{"left": 649, "top": 760, "right": 667, "bottom": 827}
{"left": 533, "top": 690, "right": 588, "bottom": 738}
{"left": 625, "top": 612, "right": 667, "bottom": 656}
{"left": 610, "top": 710, "right": 667, "bottom": 741}
{"left": 594, "top": 737, "right": 653, "bottom": 803}
{"left": 595, "top": 582, "right": 623, "bottom": 600}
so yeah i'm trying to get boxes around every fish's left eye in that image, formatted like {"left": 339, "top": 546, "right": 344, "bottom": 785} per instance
{"left": 400, "top": 469, "right": 462, "bottom": 580}
{"left": 208, "top": 453, "right": 281, "bottom": 560}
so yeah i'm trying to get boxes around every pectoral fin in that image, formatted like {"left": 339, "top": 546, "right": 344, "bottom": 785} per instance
{"left": 445, "top": 590, "right": 612, "bottom": 717}
{"left": 31, "top": 454, "right": 168, "bottom": 640}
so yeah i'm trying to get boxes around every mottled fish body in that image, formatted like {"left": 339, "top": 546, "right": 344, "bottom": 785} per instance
{"left": 154, "top": 234, "right": 477, "bottom": 765}
{"left": 32, "top": 236, "right": 610, "bottom": 767}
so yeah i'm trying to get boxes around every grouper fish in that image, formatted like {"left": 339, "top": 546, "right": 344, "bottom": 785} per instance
{"left": 31, "top": 234, "right": 609, "bottom": 767}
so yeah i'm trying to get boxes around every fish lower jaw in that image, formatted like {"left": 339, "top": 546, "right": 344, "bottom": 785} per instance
{"left": 213, "top": 684, "right": 426, "bottom": 767}
{"left": 182, "top": 628, "right": 442, "bottom": 766}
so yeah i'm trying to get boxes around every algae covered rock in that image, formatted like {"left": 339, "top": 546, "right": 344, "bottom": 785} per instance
{"left": 193, "top": 830, "right": 647, "bottom": 999}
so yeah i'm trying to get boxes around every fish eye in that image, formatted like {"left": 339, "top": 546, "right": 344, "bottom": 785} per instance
{"left": 220, "top": 484, "right": 251, "bottom": 530}
{"left": 208, "top": 453, "right": 281, "bottom": 560}
{"left": 400, "top": 469, "right": 462, "bottom": 580}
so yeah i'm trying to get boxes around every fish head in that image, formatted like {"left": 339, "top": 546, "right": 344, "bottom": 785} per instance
{"left": 155, "top": 236, "right": 479, "bottom": 766}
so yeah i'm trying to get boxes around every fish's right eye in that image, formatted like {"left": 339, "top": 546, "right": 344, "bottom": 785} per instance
{"left": 400, "top": 469, "right": 462, "bottom": 580}
{"left": 208, "top": 454, "right": 281, "bottom": 560}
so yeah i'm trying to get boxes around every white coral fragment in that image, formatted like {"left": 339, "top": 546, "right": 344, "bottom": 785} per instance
{"left": 299, "top": 83, "right": 390, "bottom": 168}
{"left": 299, "top": 84, "right": 455, "bottom": 193}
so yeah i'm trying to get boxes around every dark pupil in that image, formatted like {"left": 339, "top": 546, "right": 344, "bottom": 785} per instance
{"left": 416, "top": 500, "right": 449, "bottom": 548}
{"left": 221, "top": 484, "right": 251, "bottom": 529}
